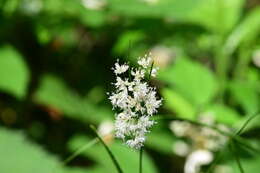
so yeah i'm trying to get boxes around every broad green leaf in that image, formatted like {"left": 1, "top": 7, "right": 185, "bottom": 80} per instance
{"left": 228, "top": 80, "right": 259, "bottom": 114}
{"left": 162, "top": 88, "right": 196, "bottom": 120}
{"left": 68, "top": 135, "right": 158, "bottom": 173}
{"left": 0, "top": 45, "right": 30, "bottom": 99}
{"left": 159, "top": 58, "right": 217, "bottom": 107}
{"left": 0, "top": 127, "right": 62, "bottom": 173}
{"left": 204, "top": 104, "right": 241, "bottom": 125}
{"left": 34, "top": 74, "right": 112, "bottom": 123}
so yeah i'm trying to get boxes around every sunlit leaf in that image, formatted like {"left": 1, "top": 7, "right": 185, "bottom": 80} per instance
{"left": 159, "top": 58, "right": 217, "bottom": 107}
{"left": 189, "top": 0, "right": 244, "bottom": 33}
{"left": 0, "top": 45, "right": 30, "bottom": 99}
{"left": 204, "top": 104, "right": 241, "bottom": 125}
{"left": 113, "top": 30, "right": 145, "bottom": 55}
{"left": 34, "top": 74, "right": 112, "bottom": 123}
{"left": 0, "top": 127, "right": 62, "bottom": 173}
{"left": 162, "top": 88, "right": 196, "bottom": 120}
{"left": 108, "top": 0, "right": 200, "bottom": 19}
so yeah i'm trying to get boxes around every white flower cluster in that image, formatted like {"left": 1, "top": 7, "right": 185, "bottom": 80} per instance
{"left": 109, "top": 55, "right": 162, "bottom": 149}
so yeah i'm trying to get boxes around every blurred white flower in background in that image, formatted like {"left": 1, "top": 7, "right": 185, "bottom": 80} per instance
{"left": 170, "top": 112, "right": 231, "bottom": 173}
{"left": 98, "top": 120, "right": 114, "bottom": 144}
{"left": 170, "top": 120, "right": 191, "bottom": 137}
{"left": 141, "top": 0, "right": 159, "bottom": 5}
{"left": 184, "top": 150, "right": 213, "bottom": 173}
{"left": 98, "top": 120, "right": 114, "bottom": 136}
{"left": 109, "top": 54, "right": 162, "bottom": 149}
{"left": 252, "top": 49, "right": 260, "bottom": 68}
{"left": 150, "top": 46, "right": 175, "bottom": 68}
{"left": 20, "top": 0, "right": 42, "bottom": 15}
{"left": 81, "top": 0, "right": 107, "bottom": 10}
{"left": 173, "top": 140, "right": 190, "bottom": 157}
{"left": 213, "top": 164, "right": 232, "bottom": 173}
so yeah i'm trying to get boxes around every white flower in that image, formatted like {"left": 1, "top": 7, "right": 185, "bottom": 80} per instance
{"left": 126, "top": 136, "right": 145, "bottom": 149}
{"left": 81, "top": 0, "right": 106, "bottom": 10}
{"left": 114, "top": 77, "right": 130, "bottom": 91}
{"left": 137, "top": 54, "right": 152, "bottom": 68}
{"left": 108, "top": 89, "right": 129, "bottom": 109}
{"left": 133, "top": 82, "right": 149, "bottom": 100}
{"left": 151, "top": 67, "right": 159, "bottom": 77}
{"left": 109, "top": 56, "right": 161, "bottom": 149}
{"left": 131, "top": 69, "right": 145, "bottom": 82}
{"left": 145, "top": 90, "right": 162, "bottom": 115}
{"left": 113, "top": 62, "right": 129, "bottom": 75}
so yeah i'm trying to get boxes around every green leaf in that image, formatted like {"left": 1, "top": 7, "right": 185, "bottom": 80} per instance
{"left": 2, "top": 0, "right": 20, "bottom": 16}
{"left": 0, "top": 45, "right": 30, "bottom": 99}
{"left": 108, "top": 0, "right": 201, "bottom": 19}
{"left": 68, "top": 135, "right": 158, "bottom": 173}
{"left": 162, "top": 88, "right": 196, "bottom": 120}
{"left": 146, "top": 130, "right": 175, "bottom": 154}
{"left": 235, "top": 113, "right": 260, "bottom": 133}
{"left": 159, "top": 58, "right": 217, "bottom": 107}
{"left": 189, "top": 0, "right": 244, "bottom": 34}
{"left": 228, "top": 80, "right": 259, "bottom": 114}
{"left": 34, "top": 74, "right": 112, "bottom": 123}
{"left": 229, "top": 157, "right": 260, "bottom": 173}
{"left": 0, "top": 127, "right": 62, "bottom": 173}
{"left": 204, "top": 104, "right": 241, "bottom": 125}
{"left": 108, "top": 0, "right": 244, "bottom": 34}
{"left": 79, "top": 9, "right": 107, "bottom": 28}
{"left": 113, "top": 30, "right": 145, "bottom": 55}
{"left": 223, "top": 7, "right": 260, "bottom": 55}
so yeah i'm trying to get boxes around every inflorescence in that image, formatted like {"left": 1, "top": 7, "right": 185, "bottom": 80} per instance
{"left": 109, "top": 54, "right": 162, "bottom": 149}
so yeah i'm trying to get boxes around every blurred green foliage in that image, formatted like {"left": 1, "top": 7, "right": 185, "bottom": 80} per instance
{"left": 0, "top": 0, "right": 260, "bottom": 172}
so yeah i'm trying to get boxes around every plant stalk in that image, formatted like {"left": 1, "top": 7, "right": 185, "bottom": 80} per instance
{"left": 139, "top": 147, "right": 143, "bottom": 173}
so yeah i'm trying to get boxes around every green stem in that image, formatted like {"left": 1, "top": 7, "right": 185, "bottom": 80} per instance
{"left": 236, "top": 111, "right": 260, "bottom": 135}
{"left": 229, "top": 140, "right": 245, "bottom": 173}
{"left": 148, "top": 61, "right": 154, "bottom": 81}
{"left": 139, "top": 147, "right": 143, "bottom": 173}
{"left": 63, "top": 138, "right": 98, "bottom": 164}
{"left": 90, "top": 125, "right": 124, "bottom": 173}
{"left": 51, "top": 138, "right": 98, "bottom": 173}
{"left": 233, "top": 45, "right": 251, "bottom": 79}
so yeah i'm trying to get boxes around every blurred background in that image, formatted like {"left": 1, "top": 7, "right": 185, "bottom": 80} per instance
{"left": 0, "top": 0, "right": 260, "bottom": 173}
